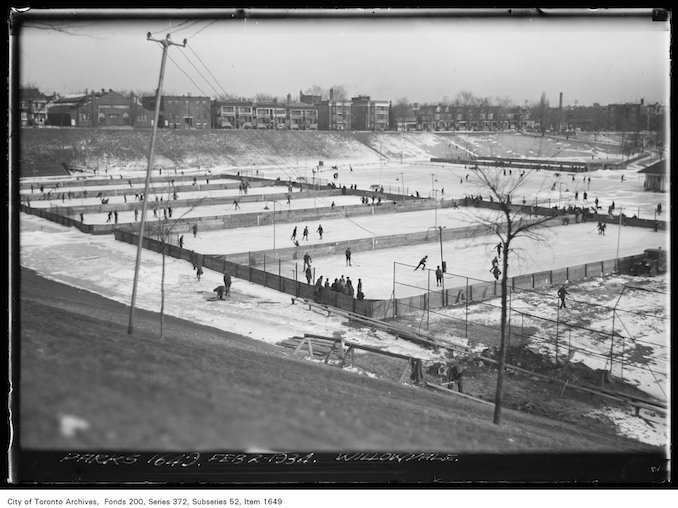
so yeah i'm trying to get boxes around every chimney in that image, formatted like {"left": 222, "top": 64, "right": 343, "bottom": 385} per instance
{"left": 330, "top": 88, "right": 334, "bottom": 100}
{"left": 299, "top": 90, "right": 303, "bottom": 102}
{"left": 559, "top": 92, "right": 563, "bottom": 110}
{"left": 287, "top": 93, "right": 291, "bottom": 105}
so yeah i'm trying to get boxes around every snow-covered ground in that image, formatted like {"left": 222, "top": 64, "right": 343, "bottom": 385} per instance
{"left": 19, "top": 212, "right": 669, "bottom": 447}
{"left": 18, "top": 151, "right": 670, "bottom": 447}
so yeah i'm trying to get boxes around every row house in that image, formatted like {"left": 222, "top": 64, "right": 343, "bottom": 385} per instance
{"left": 214, "top": 94, "right": 319, "bottom": 130}
{"left": 215, "top": 100, "right": 254, "bottom": 129}
{"left": 19, "top": 87, "right": 48, "bottom": 127}
{"left": 255, "top": 101, "right": 288, "bottom": 130}
{"left": 142, "top": 94, "right": 212, "bottom": 129}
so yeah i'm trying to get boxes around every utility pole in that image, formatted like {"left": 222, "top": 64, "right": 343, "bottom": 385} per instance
{"left": 128, "top": 32, "right": 186, "bottom": 335}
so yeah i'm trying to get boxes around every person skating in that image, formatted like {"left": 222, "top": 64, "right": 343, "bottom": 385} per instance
{"left": 178, "top": 235, "right": 184, "bottom": 249}
{"left": 490, "top": 265, "right": 501, "bottom": 281}
{"left": 316, "top": 224, "right": 323, "bottom": 239}
{"left": 491, "top": 256, "right": 499, "bottom": 268}
{"left": 106, "top": 211, "right": 112, "bottom": 223}
{"left": 558, "top": 285, "right": 568, "bottom": 309}
{"left": 435, "top": 266, "right": 443, "bottom": 286}
{"left": 291, "top": 226, "right": 297, "bottom": 241}
{"left": 196, "top": 265, "right": 203, "bottom": 281}
{"left": 134, "top": 209, "right": 139, "bottom": 221}
{"left": 80, "top": 212, "right": 84, "bottom": 223}
{"left": 303, "top": 252, "right": 312, "bottom": 271}
{"left": 233, "top": 199, "right": 240, "bottom": 210}
{"left": 193, "top": 224, "right": 198, "bottom": 238}
{"left": 345, "top": 247, "right": 352, "bottom": 266}
{"left": 305, "top": 266, "right": 312, "bottom": 285}
{"left": 302, "top": 226, "right": 309, "bottom": 241}
{"left": 414, "top": 255, "right": 428, "bottom": 271}
{"left": 495, "top": 242, "right": 502, "bottom": 258}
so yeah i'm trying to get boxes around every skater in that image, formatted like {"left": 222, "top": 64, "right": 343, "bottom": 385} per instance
{"left": 178, "top": 235, "right": 184, "bottom": 249}
{"left": 305, "top": 266, "right": 313, "bottom": 285}
{"left": 414, "top": 255, "right": 428, "bottom": 271}
{"left": 496, "top": 242, "right": 502, "bottom": 258}
{"left": 331, "top": 201, "right": 335, "bottom": 209}
{"left": 193, "top": 224, "right": 198, "bottom": 238}
{"left": 611, "top": 201, "right": 615, "bottom": 211}
{"left": 303, "top": 252, "right": 312, "bottom": 271}
{"left": 196, "top": 265, "right": 203, "bottom": 281}
{"left": 79, "top": 212, "right": 84, "bottom": 223}
{"left": 106, "top": 211, "right": 112, "bottom": 223}
{"left": 490, "top": 265, "right": 501, "bottom": 281}
{"left": 113, "top": 210, "right": 119, "bottom": 224}
{"left": 316, "top": 224, "right": 324, "bottom": 240}
{"left": 357, "top": 279, "right": 364, "bottom": 300}
{"left": 656, "top": 203, "right": 662, "bottom": 216}
{"left": 345, "top": 247, "right": 352, "bottom": 266}
{"left": 435, "top": 266, "right": 443, "bottom": 286}
{"left": 223, "top": 273, "right": 232, "bottom": 296}
{"left": 653, "top": 221, "right": 659, "bottom": 232}
{"left": 558, "top": 285, "right": 568, "bottom": 309}
{"left": 594, "top": 197, "right": 599, "bottom": 209}
{"left": 291, "top": 226, "right": 297, "bottom": 241}
{"left": 583, "top": 192, "right": 587, "bottom": 201}
{"left": 168, "top": 206, "right": 172, "bottom": 218}
{"left": 621, "top": 174, "right": 624, "bottom": 182}
{"left": 574, "top": 191, "right": 578, "bottom": 201}
{"left": 287, "top": 194, "right": 291, "bottom": 205}
{"left": 233, "top": 199, "right": 240, "bottom": 210}
{"left": 491, "top": 256, "right": 499, "bottom": 268}
{"left": 302, "top": 226, "right": 309, "bottom": 241}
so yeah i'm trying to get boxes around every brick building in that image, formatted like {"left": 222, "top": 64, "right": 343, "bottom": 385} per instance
{"left": 142, "top": 94, "right": 212, "bottom": 129}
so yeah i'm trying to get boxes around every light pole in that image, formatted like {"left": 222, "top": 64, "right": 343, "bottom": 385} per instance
{"left": 396, "top": 172, "right": 405, "bottom": 202}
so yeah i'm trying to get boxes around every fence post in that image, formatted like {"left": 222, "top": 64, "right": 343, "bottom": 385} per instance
{"left": 555, "top": 302, "right": 560, "bottom": 365}
{"left": 465, "top": 277, "right": 469, "bottom": 341}
{"left": 279, "top": 258, "right": 282, "bottom": 291}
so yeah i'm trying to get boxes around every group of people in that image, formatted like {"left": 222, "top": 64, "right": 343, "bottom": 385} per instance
{"left": 291, "top": 224, "right": 324, "bottom": 244}
{"left": 314, "top": 274, "right": 364, "bottom": 301}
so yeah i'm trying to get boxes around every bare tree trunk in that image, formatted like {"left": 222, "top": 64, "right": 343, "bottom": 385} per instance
{"left": 493, "top": 241, "right": 510, "bottom": 424}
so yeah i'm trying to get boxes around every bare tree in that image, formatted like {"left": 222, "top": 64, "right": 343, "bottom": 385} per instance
{"left": 304, "top": 85, "right": 327, "bottom": 100}
{"left": 329, "top": 84, "right": 349, "bottom": 100}
{"left": 392, "top": 97, "right": 412, "bottom": 131}
{"left": 463, "top": 165, "right": 556, "bottom": 424}
{"left": 533, "top": 92, "right": 550, "bottom": 136}
{"left": 154, "top": 181, "right": 206, "bottom": 340}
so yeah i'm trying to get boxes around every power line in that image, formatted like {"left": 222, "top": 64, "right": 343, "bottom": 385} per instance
{"left": 187, "top": 44, "right": 229, "bottom": 98}
{"left": 186, "top": 19, "right": 218, "bottom": 40}
{"left": 179, "top": 50, "right": 223, "bottom": 99}
{"left": 166, "top": 51, "right": 211, "bottom": 98}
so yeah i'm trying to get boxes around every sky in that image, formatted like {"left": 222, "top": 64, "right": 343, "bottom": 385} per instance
{"left": 15, "top": 8, "right": 671, "bottom": 106}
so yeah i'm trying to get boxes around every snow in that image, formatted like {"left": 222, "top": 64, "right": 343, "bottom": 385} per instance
{"left": 19, "top": 147, "right": 670, "bottom": 446}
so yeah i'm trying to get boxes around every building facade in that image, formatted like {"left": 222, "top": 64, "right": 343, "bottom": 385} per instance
{"left": 142, "top": 94, "right": 212, "bottom": 129}
{"left": 19, "top": 88, "right": 48, "bottom": 127}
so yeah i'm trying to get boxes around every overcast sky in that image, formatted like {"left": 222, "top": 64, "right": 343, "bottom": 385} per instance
{"left": 15, "top": 9, "right": 670, "bottom": 106}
